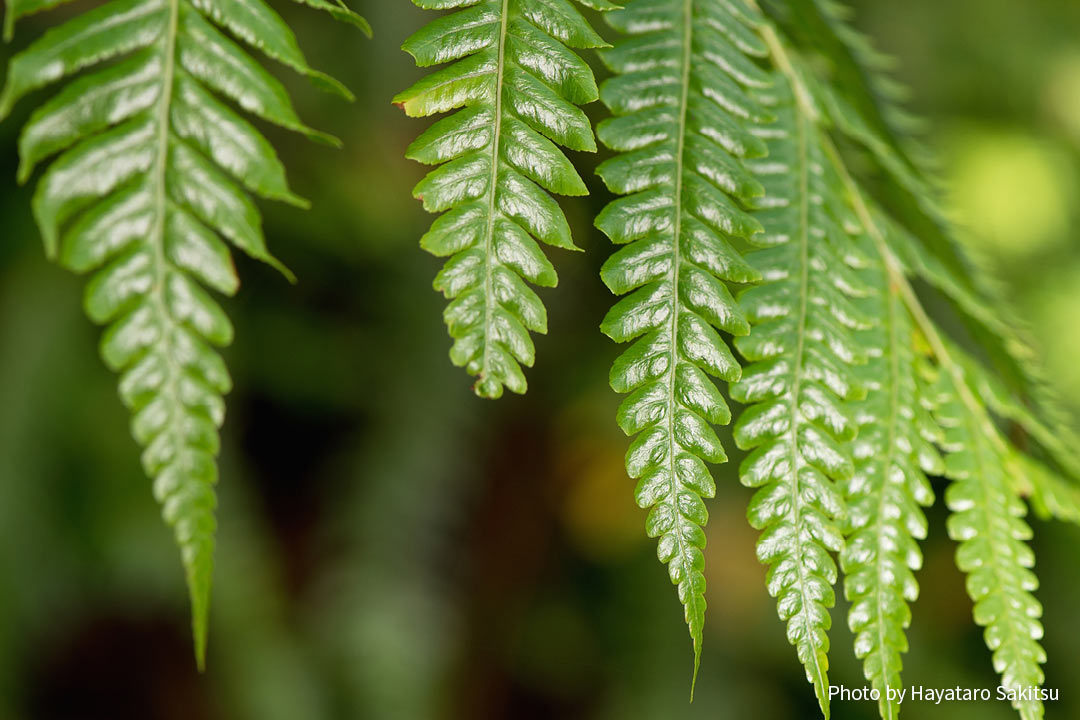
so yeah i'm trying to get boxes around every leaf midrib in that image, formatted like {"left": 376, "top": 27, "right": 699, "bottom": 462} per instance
{"left": 663, "top": 0, "right": 701, "bottom": 687}
{"left": 478, "top": 0, "right": 510, "bottom": 388}
{"left": 786, "top": 109, "right": 830, "bottom": 712}
{"left": 149, "top": 0, "right": 208, "bottom": 664}
{"left": 870, "top": 284, "right": 903, "bottom": 720}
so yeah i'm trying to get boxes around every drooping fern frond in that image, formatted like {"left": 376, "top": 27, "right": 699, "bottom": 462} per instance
{"left": 839, "top": 196, "right": 1054, "bottom": 720}
{"left": 840, "top": 253, "right": 939, "bottom": 720}
{"left": 0, "top": 0, "right": 364, "bottom": 665}
{"left": 741, "top": 10, "right": 1079, "bottom": 717}
{"left": 394, "top": 0, "right": 613, "bottom": 399}
{"left": 927, "top": 365, "right": 1046, "bottom": 720}
{"left": 731, "top": 71, "right": 872, "bottom": 718}
{"left": 785, "top": 0, "right": 1080, "bottom": 493}
{"left": 593, "top": 0, "right": 773, "bottom": 686}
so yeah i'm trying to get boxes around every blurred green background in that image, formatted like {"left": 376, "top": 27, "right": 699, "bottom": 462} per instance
{"left": 0, "top": 1, "right": 1078, "bottom": 718}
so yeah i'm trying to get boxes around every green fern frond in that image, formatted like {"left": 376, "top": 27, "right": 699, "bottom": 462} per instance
{"left": 0, "top": 0, "right": 360, "bottom": 666}
{"left": 395, "top": 0, "right": 610, "bottom": 399}
{"left": 747, "top": 13, "right": 1073, "bottom": 717}
{"left": 795, "top": 59, "right": 1055, "bottom": 720}
{"left": 731, "top": 72, "right": 875, "bottom": 718}
{"left": 840, "top": 262, "right": 939, "bottom": 720}
{"left": 840, "top": 203, "right": 1054, "bottom": 720}
{"left": 944, "top": 333, "right": 1080, "bottom": 486}
{"left": 793, "top": 6, "right": 1080, "bottom": 491}
{"left": 1011, "top": 451, "right": 1080, "bottom": 527}
{"left": 927, "top": 367, "right": 1046, "bottom": 720}
{"left": 593, "top": 0, "right": 772, "bottom": 688}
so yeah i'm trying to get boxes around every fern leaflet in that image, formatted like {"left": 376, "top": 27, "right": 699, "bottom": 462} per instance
{"left": 594, "top": 0, "right": 773, "bottom": 687}
{"left": 733, "top": 70, "right": 873, "bottom": 717}
{"left": 929, "top": 366, "right": 1046, "bottom": 720}
{"left": 395, "top": 0, "right": 612, "bottom": 399}
{"left": 0, "top": 0, "right": 363, "bottom": 665}
{"left": 841, "top": 255, "right": 939, "bottom": 720}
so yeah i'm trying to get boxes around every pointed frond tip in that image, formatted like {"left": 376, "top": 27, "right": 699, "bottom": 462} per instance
{"left": 399, "top": 0, "right": 612, "bottom": 399}
{"left": 0, "top": 0, "right": 363, "bottom": 664}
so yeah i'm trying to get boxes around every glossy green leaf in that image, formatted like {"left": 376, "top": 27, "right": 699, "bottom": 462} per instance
{"left": 0, "top": 0, "right": 364, "bottom": 667}
{"left": 595, "top": 0, "right": 769, "bottom": 693}
{"left": 396, "top": 0, "right": 608, "bottom": 399}
{"left": 931, "top": 369, "right": 1046, "bottom": 720}
{"left": 840, "top": 264, "right": 938, "bottom": 720}
{"left": 731, "top": 73, "right": 873, "bottom": 719}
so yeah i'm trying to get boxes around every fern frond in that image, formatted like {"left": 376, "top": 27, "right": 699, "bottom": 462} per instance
{"left": 820, "top": 126, "right": 1055, "bottom": 720}
{"left": 593, "top": 0, "right": 772, "bottom": 686}
{"left": 792, "top": 4, "right": 1080, "bottom": 490}
{"left": 731, "top": 72, "right": 874, "bottom": 717}
{"left": 1011, "top": 451, "right": 1080, "bottom": 527}
{"left": 927, "top": 367, "right": 1046, "bottom": 720}
{"left": 802, "top": 0, "right": 928, "bottom": 161}
{"left": 0, "top": 0, "right": 360, "bottom": 665}
{"left": 395, "top": 0, "right": 609, "bottom": 399}
{"left": 607, "top": 6, "right": 1077, "bottom": 716}
{"left": 836, "top": 198, "right": 1055, "bottom": 720}
{"left": 841, "top": 263, "right": 939, "bottom": 720}
{"left": 788, "top": 44, "right": 1056, "bottom": 716}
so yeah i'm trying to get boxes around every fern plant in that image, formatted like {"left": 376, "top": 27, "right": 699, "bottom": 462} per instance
{"left": 592, "top": 1, "right": 1080, "bottom": 719}
{"left": 1, "top": 0, "right": 1078, "bottom": 713}
{"left": 394, "top": 0, "right": 615, "bottom": 398}
{"left": 0, "top": 0, "right": 366, "bottom": 665}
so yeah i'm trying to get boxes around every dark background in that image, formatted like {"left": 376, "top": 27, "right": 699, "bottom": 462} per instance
{"left": 0, "top": 1, "right": 1078, "bottom": 718}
